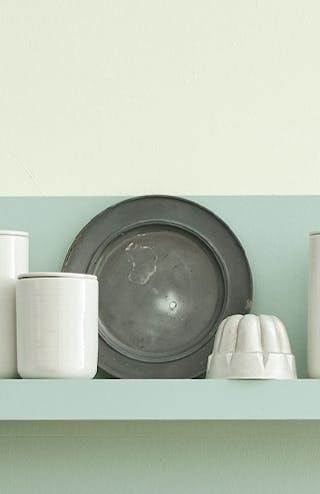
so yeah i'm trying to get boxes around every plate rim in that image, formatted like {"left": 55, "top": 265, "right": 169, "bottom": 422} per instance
{"left": 62, "top": 195, "right": 253, "bottom": 378}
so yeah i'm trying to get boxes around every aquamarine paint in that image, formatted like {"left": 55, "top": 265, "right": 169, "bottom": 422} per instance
{"left": 0, "top": 379, "right": 318, "bottom": 420}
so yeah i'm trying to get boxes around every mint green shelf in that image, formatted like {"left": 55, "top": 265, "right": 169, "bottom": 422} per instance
{"left": 0, "top": 379, "right": 318, "bottom": 421}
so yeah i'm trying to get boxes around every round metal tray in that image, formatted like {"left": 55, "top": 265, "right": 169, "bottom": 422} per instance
{"left": 62, "top": 196, "right": 252, "bottom": 378}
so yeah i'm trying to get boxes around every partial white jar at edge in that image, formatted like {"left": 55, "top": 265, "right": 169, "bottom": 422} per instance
{"left": 16, "top": 273, "right": 98, "bottom": 378}
{"left": 308, "top": 233, "right": 320, "bottom": 377}
{"left": 0, "top": 231, "right": 29, "bottom": 378}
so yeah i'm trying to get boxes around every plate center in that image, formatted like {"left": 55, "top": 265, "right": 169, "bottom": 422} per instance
{"left": 91, "top": 224, "right": 226, "bottom": 362}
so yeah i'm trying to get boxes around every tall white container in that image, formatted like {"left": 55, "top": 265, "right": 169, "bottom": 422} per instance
{"left": 308, "top": 233, "right": 320, "bottom": 377}
{"left": 16, "top": 272, "right": 98, "bottom": 378}
{"left": 0, "top": 231, "right": 29, "bottom": 377}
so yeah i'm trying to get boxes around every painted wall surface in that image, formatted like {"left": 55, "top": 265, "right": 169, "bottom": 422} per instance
{"left": 1, "top": 1, "right": 320, "bottom": 195}
{"left": 1, "top": 421, "right": 320, "bottom": 494}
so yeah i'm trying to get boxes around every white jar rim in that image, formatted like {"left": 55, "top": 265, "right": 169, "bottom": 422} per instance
{"left": 0, "top": 230, "right": 29, "bottom": 237}
{"left": 18, "top": 272, "right": 97, "bottom": 280}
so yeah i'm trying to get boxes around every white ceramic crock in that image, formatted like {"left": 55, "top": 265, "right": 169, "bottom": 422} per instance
{"left": 308, "top": 233, "right": 320, "bottom": 377}
{"left": 16, "top": 272, "right": 98, "bottom": 378}
{"left": 0, "top": 231, "right": 29, "bottom": 378}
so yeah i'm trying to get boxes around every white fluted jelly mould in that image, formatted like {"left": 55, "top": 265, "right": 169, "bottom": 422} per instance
{"left": 206, "top": 314, "right": 297, "bottom": 379}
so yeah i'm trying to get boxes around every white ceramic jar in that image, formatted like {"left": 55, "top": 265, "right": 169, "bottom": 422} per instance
{"left": 308, "top": 233, "right": 320, "bottom": 377}
{"left": 0, "top": 231, "right": 29, "bottom": 378}
{"left": 16, "top": 272, "right": 98, "bottom": 378}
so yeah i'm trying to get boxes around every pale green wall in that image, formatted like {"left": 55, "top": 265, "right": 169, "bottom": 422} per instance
{"left": 1, "top": 1, "right": 320, "bottom": 195}
{"left": 0, "top": 196, "right": 318, "bottom": 493}
{"left": 1, "top": 421, "right": 320, "bottom": 494}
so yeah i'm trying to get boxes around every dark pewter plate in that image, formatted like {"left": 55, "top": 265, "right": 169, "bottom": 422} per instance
{"left": 62, "top": 196, "right": 252, "bottom": 378}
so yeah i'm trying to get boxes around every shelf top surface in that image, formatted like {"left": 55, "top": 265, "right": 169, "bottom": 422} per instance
{"left": 0, "top": 379, "right": 318, "bottom": 421}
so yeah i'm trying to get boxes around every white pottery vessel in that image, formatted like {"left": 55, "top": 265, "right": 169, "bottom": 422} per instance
{"left": 308, "top": 233, "right": 320, "bottom": 377}
{"left": 16, "top": 272, "right": 98, "bottom": 378}
{"left": 206, "top": 314, "right": 297, "bottom": 379}
{"left": 0, "top": 231, "right": 29, "bottom": 378}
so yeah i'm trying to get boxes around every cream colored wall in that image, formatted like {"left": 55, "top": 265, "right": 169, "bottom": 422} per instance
{"left": 1, "top": 0, "right": 320, "bottom": 196}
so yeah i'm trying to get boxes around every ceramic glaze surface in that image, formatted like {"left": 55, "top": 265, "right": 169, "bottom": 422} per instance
{"left": 16, "top": 275, "right": 98, "bottom": 378}
{"left": 0, "top": 232, "right": 29, "bottom": 279}
{"left": 0, "top": 232, "right": 29, "bottom": 377}
{"left": 308, "top": 234, "right": 320, "bottom": 377}
{"left": 207, "top": 314, "right": 297, "bottom": 379}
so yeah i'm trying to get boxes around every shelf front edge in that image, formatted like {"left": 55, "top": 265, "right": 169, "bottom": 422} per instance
{"left": 0, "top": 379, "right": 318, "bottom": 421}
